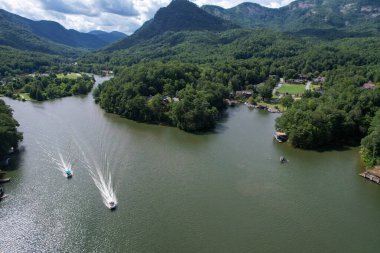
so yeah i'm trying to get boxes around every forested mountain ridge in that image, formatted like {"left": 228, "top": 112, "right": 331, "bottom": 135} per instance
{"left": 0, "top": 9, "right": 81, "bottom": 56}
{"left": 203, "top": 0, "right": 380, "bottom": 35}
{"left": 88, "top": 30, "right": 127, "bottom": 44}
{"left": 0, "top": 9, "right": 126, "bottom": 51}
{"left": 0, "top": 9, "right": 127, "bottom": 76}
{"left": 106, "top": 0, "right": 238, "bottom": 51}
{"left": 88, "top": 0, "right": 380, "bottom": 165}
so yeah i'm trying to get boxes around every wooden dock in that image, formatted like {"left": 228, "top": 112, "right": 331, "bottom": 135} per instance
{"left": 360, "top": 166, "right": 380, "bottom": 185}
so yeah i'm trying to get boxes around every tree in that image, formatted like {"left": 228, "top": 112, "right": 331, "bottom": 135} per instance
{"left": 171, "top": 86, "right": 218, "bottom": 132}
{"left": 361, "top": 111, "right": 380, "bottom": 167}
{"left": 0, "top": 99, "right": 23, "bottom": 157}
{"left": 280, "top": 95, "right": 294, "bottom": 109}
{"left": 257, "top": 83, "right": 273, "bottom": 101}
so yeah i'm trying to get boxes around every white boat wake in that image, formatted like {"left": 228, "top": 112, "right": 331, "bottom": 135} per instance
{"left": 75, "top": 140, "right": 117, "bottom": 209}
{"left": 36, "top": 140, "right": 74, "bottom": 178}
{"left": 88, "top": 153, "right": 117, "bottom": 209}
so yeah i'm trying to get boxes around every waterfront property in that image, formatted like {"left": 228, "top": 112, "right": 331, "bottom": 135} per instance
{"left": 274, "top": 132, "right": 288, "bottom": 143}
{"left": 277, "top": 84, "right": 306, "bottom": 96}
{"left": 360, "top": 166, "right": 380, "bottom": 184}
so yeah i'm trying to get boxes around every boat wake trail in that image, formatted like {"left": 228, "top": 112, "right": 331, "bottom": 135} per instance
{"left": 36, "top": 139, "right": 74, "bottom": 178}
{"left": 75, "top": 141, "right": 117, "bottom": 209}
{"left": 88, "top": 153, "right": 117, "bottom": 209}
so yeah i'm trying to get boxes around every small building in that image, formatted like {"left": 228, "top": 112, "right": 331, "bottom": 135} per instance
{"left": 162, "top": 96, "right": 172, "bottom": 103}
{"left": 285, "top": 79, "right": 306, "bottom": 84}
{"left": 274, "top": 132, "right": 288, "bottom": 143}
{"left": 313, "top": 76, "right": 325, "bottom": 84}
{"left": 235, "top": 90, "right": 253, "bottom": 98}
{"left": 362, "top": 81, "right": 376, "bottom": 90}
{"left": 102, "top": 70, "right": 114, "bottom": 76}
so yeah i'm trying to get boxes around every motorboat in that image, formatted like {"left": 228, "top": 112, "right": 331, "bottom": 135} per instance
{"left": 65, "top": 169, "right": 73, "bottom": 178}
{"left": 280, "top": 156, "right": 287, "bottom": 163}
{"left": 108, "top": 201, "right": 117, "bottom": 210}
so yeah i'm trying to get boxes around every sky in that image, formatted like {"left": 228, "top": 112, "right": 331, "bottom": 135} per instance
{"left": 0, "top": 0, "right": 294, "bottom": 34}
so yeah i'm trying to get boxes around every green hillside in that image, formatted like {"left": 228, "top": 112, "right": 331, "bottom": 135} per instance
{"left": 203, "top": 0, "right": 380, "bottom": 37}
{"left": 106, "top": 0, "right": 238, "bottom": 51}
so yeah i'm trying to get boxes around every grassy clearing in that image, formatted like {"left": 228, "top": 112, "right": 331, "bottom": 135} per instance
{"left": 311, "top": 84, "right": 321, "bottom": 90}
{"left": 257, "top": 101, "right": 286, "bottom": 111}
{"left": 19, "top": 93, "right": 31, "bottom": 101}
{"left": 57, "top": 73, "right": 81, "bottom": 79}
{"left": 278, "top": 84, "right": 306, "bottom": 95}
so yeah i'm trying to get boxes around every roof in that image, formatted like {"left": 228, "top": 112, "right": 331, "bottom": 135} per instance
{"left": 363, "top": 81, "right": 376, "bottom": 90}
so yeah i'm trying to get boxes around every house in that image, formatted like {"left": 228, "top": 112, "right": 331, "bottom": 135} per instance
{"left": 162, "top": 96, "right": 172, "bottom": 103}
{"left": 102, "top": 70, "right": 114, "bottom": 76}
{"left": 362, "top": 81, "right": 376, "bottom": 90}
{"left": 313, "top": 76, "right": 325, "bottom": 84}
{"left": 285, "top": 79, "right": 306, "bottom": 84}
{"left": 235, "top": 90, "right": 253, "bottom": 98}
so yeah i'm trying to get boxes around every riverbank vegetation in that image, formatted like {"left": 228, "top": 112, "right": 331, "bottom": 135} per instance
{"left": 0, "top": 73, "right": 94, "bottom": 101}
{"left": 276, "top": 66, "right": 380, "bottom": 152}
{"left": 361, "top": 111, "right": 380, "bottom": 167}
{"left": 0, "top": 99, "right": 23, "bottom": 157}
{"left": 90, "top": 29, "right": 380, "bottom": 164}
{"left": 2, "top": 14, "right": 379, "bottom": 163}
{"left": 94, "top": 61, "right": 228, "bottom": 132}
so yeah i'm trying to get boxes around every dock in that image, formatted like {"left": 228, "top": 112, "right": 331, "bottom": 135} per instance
{"left": 360, "top": 166, "right": 380, "bottom": 185}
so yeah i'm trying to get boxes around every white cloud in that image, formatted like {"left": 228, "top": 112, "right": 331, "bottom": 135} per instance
{"left": 0, "top": 0, "right": 295, "bottom": 34}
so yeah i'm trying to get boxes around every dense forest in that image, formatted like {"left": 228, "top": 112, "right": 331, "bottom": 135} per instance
{"left": 276, "top": 65, "right": 380, "bottom": 148}
{"left": 0, "top": 99, "right": 23, "bottom": 158}
{"left": 94, "top": 61, "right": 229, "bottom": 131}
{"left": 361, "top": 110, "right": 380, "bottom": 167}
{"left": 1, "top": 0, "right": 380, "bottom": 166}
{"left": 91, "top": 27, "right": 380, "bottom": 165}
{"left": 0, "top": 74, "right": 94, "bottom": 101}
{"left": 0, "top": 46, "right": 68, "bottom": 78}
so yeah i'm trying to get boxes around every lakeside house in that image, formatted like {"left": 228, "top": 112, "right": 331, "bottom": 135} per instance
{"left": 235, "top": 90, "right": 253, "bottom": 98}
{"left": 362, "top": 81, "right": 376, "bottom": 90}
{"left": 313, "top": 76, "right": 326, "bottom": 84}
{"left": 284, "top": 79, "right": 306, "bottom": 84}
{"left": 274, "top": 132, "right": 288, "bottom": 143}
{"left": 102, "top": 70, "right": 114, "bottom": 76}
{"left": 155, "top": 96, "right": 180, "bottom": 103}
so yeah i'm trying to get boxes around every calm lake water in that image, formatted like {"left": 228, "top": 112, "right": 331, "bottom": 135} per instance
{"left": 1, "top": 76, "right": 380, "bottom": 253}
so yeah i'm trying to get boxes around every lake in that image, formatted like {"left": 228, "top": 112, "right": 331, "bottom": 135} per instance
{"left": 1, "top": 76, "right": 379, "bottom": 253}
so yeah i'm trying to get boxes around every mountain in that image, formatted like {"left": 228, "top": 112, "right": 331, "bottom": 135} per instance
{"left": 203, "top": 0, "right": 380, "bottom": 35}
{"left": 0, "top": 9, "right": 123, "bottom": 51}
{"left": 0, "top": 9, "right": 81, "bottom": 56}
{"left": 107, "top": 0, "right": 238, "bottom": 51}
{"left": 28, "top": 20, "right": 107, "bottom": 49}
{"left": 88, "top": 30, "right": 127, "bottom": 44}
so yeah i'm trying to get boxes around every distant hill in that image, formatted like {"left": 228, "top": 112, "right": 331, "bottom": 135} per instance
{"left": 107, "top": 0, "right": 238, "bottom": 51}
{"left": 88, "top": 30, "right": 127, "bottom": 44}
{"left": 0, "top": 9, "right": 126, "bottom": 52}
{"left": 203, "top": 0, "right": 380, "bottom": 36}
{"left": 0, "top": 9, "right": 82, "bottom": 56}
